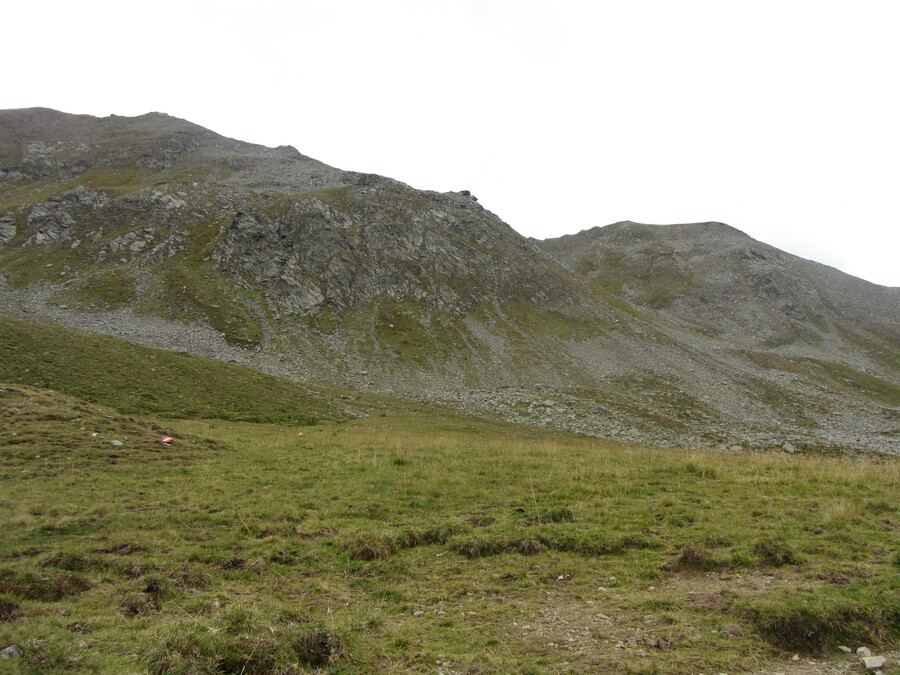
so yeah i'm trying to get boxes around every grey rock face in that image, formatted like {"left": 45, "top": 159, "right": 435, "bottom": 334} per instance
{"left": 108, "top": 228, "right": 156, "bottom": 255}
{"left": 0, "top": 212, "right": 15, "bottom": 246}
{"left": 23, "top": 187, "right": 108, "bottom": 246}
{"left": 26, "top": 203, "right": 76, "bottom": 244}
{"left": 211, "top": 187, "right": 575, "bottom": 313}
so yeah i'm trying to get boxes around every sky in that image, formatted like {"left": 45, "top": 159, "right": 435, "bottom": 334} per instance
{"left": 5, "top": 1, "right": 899, "bottom": 286}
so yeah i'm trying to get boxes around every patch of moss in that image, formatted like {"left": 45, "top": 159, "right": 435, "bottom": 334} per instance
{"left": 145, "top": 267, "right": 263, "bottom": 349}
{"left": 81, "top": 168, "right": 139, "bottom": 189}
{"left": 498, "top": 300, "right": 612, "bottom": 341}
{"left": 794, "top": 358, "right": 900, "bottom": 407}
{"left": 53, "top": 269, "right": 137, "bottom": 309}
{"left": 742, "top": 350, "right": 807, "bottom": 374}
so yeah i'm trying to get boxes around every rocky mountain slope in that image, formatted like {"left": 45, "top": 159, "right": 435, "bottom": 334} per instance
{"left": 538, "top": 221, "right": 898, "bottom": 353}
{"left": 1, "top": 108, "right": 897, "bottom": 453}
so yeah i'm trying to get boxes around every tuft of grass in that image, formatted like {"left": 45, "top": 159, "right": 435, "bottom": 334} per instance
{"left": 753, "top": 538, "right": 802, "bottom": 567}
{"left": 345, "top": 534, "right": 398, "bottom": 561}
{"left": 396, "top": 522, "right": 468, "bottom": 548}
{"left": 661, "top": 545, "right": 730, "bottom": 572}
{"left": 523, "top": 505, "right": 576, "bottom": 523}
{"left": 448, "top": 532, "right": 658, "bottom": 559}
{"left": 40, "top": 553, "right": 110, "bottom": 573}
{"left": 293, "top": 629, "right": 346, "bottom": 667}
{"left": 0, "top": 594, "right": 20, "bottom": 621}
{"left": 449, "top": 536, "right": 509, "bottom": 559}
{"left": 683, "top": 461, "right": 719, "bottom": 479}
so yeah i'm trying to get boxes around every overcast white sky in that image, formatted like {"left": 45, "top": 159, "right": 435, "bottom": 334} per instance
{"left": 5, "top": 1, "right": 899, "bottom": 286}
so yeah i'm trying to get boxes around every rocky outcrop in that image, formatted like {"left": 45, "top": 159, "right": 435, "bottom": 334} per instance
{"left": 211, "top": 186, "right": 576, "bottom": 313}
{"left": 0, "top": 213, "right": 15, "bottom": 246}
{"left": 23, "top": 187, "right": 108, "bottom": 246}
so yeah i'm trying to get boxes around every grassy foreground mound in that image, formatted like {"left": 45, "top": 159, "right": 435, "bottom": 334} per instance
{"left": 0, "top": 394, "right": 897, "bottom": 673}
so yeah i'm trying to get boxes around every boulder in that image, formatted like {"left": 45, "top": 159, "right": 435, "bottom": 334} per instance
{"left": 0, "top": 644, "right": 23, "bottom": 659}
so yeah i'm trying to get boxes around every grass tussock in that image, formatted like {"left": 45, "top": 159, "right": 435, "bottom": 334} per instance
{"left": 0, "top": 594, "right": 20, "bottom": 621}
{"left": 753, "top": 537, "right": 803, "bottom": 567}
{"left": 449, "top": 532, "right": 659, "bottom": 559}
{"left": 662, "top": 545, "right": 731, "bottom": 573}
{"left": 345, "top": 534, "right": 397, "bottom": 561}
{"left": 345, "top": 522, "right": 470, "bottom": 560}
{"left": 0, "top": 568, "right": 92, "bottom": 601}
{"left": 523, "top": 505, "right": 577, "bottom": 523}
{"left": 737, "top": 583, "right": 900, "bottom": 653}
{"left": 143, "top": 613, "right": 347, "bottom": 674}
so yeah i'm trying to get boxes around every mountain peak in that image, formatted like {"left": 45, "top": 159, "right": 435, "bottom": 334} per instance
{"left": 558, "top": 220, "right": 749, "bottom": 241}
{"left": 0, "top": 107, "right": 362, "bottom": 193}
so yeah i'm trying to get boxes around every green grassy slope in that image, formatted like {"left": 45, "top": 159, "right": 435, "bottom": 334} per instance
{"left": 0, "top": 316, "right": 340, "bottom": 425}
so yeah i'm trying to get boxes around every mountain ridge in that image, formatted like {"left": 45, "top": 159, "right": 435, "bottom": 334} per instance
{"left": 537, "top": 220, "right": 898, "bottom": 349}
{"left": 1, "top": 108, "right": 897, "bottom": 454}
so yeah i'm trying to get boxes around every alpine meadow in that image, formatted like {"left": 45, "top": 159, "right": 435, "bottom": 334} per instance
{"left": 0, "top": 108, "right": 897, "bottom": 674}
